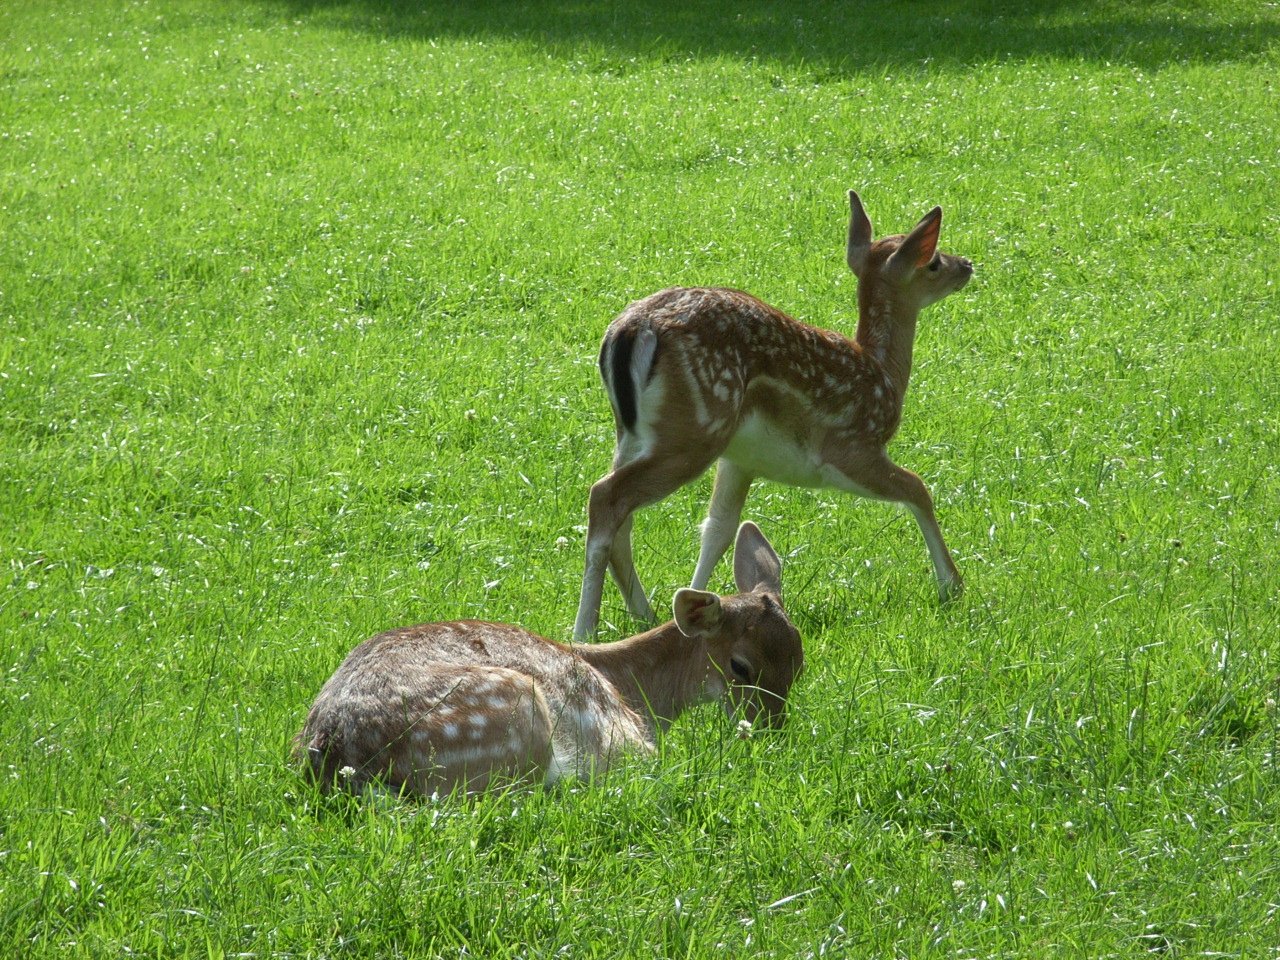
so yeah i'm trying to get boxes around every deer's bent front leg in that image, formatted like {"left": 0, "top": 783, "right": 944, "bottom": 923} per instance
{"left": 826, "top": 445, "right": 962, "bottom": 600}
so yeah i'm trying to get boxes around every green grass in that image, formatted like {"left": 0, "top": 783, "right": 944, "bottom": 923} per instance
{"left": 3, "top": 0, "right": 1279, "bottom": 955}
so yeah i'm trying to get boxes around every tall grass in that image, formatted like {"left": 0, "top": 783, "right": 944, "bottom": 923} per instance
{"left": 2, "top": 0, "right": 1278, "bottom": 956}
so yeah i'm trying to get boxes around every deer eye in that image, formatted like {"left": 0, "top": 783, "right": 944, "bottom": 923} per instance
{"left": 729, "top": 658, "right": 752, "bottom": 681}
{"left": 927, "top": 258, "right": 941, "bottom": 272}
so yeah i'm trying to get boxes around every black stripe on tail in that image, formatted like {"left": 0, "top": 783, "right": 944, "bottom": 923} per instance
{"left": 602, "top": 325, "right": 639, "bottom": 433}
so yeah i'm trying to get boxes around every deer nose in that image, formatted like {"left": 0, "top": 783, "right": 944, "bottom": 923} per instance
{"left": 752, "top": 690, "right": 788, "bottom": 730}
{"left": 755, "top": 704, "right": 786, "bottom": 731}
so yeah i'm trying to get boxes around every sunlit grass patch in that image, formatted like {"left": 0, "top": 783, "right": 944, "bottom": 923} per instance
{"left": 2, "top": 0, "right": 1279, "bottom": 956}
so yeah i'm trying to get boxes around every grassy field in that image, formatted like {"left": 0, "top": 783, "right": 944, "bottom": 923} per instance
{"left": 3, "top": 0, "right": 1279, "bottom": 956}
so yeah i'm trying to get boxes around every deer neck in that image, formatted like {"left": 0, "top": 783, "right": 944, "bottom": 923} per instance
{"left": 855, "top": 280, "right": 919, "bottom": 398}
{"left": 573, "top": 624, "right": 711, "bottom": 737}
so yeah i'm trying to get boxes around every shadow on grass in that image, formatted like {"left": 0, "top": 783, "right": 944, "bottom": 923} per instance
{"left": 270, "top": 0, "right": 1277, "bottom": 73}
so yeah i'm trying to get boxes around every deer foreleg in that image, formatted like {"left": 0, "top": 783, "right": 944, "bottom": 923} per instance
{"left": 691, "top": 459, "right": 753, "bottom": 591}
{"left": 830, "top": 449, "right": 962, "bottom": 601}
{"left": 903, "top": 490, "right": 963, "bottom": 601}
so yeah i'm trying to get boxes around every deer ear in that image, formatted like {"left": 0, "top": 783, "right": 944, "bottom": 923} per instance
{"left": 888, "top": 206, "right": 942, "bottom": 273}
{"left": 673, "top": 589, "right": 724, "bottom": 638}
{"left": 846, "top": 190, "right": 873, "bottom": 276}
{"left": 732, "top": 521, "right": 783, "bottom": 598}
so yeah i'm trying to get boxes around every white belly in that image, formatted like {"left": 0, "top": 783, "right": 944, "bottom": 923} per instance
{"left": 723, "top": 413, "right": 829, "bottom": 488}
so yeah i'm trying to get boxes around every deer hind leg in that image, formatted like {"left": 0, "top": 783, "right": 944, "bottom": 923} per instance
{"left": 607, "top": 512, "right": 654, "bottom": 624}
{"left": 575, "top": 451, "right": 718, "bottom": 640}
{"left": 831, "top": 448, "right": 963, "bottom": 601}
{"left": 597, "top": 431, "right": 655, "bottom": 627}
{"left": 691, "top": 458, "right": 753, "bottom": 590}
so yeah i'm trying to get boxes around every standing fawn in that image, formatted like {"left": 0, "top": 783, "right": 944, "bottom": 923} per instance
{"left": 296, "top": 522, "right": 802, "bottom": 797}
{"left": 574, "top": 190, "right": 973, "bottom": 640}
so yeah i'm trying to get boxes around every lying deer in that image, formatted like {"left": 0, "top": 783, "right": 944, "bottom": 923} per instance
{"left": 296, "top": 522, "right": 802, "bottom": 796}
{"left": 574, "top": 190, "right": 973, "bottom": 640}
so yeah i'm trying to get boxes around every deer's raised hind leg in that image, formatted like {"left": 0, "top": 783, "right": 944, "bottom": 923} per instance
{"left": 575, "top": 452, "right": 718, "bottom": 640}
{"left": 608, "top": 512, "right": 654, "bottom": 625}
